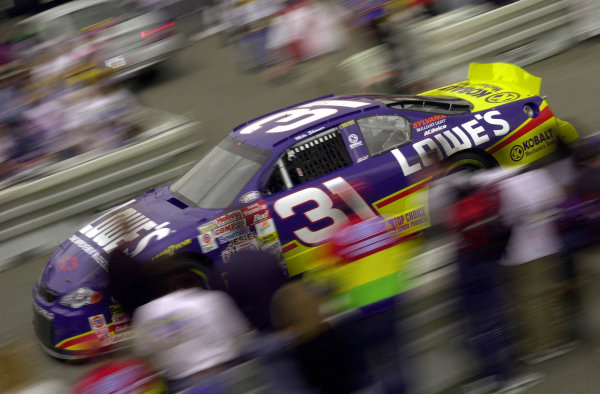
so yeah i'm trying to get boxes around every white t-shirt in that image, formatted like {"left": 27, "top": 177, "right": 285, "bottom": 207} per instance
{"left": 132, "top": 289, "right": 250, "bottom": 380}
{"left": 495, "top": 168, "right": 565, "bottom": 265}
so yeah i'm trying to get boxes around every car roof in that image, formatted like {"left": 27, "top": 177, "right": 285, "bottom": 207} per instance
{"left": 230, "top": 93, "right": 476, "bottom": 151}
{"left": 231, "top": 94, "right": 382, "bottom": 151}
{"left": 20, "top": 0, "right": 115, "bottom": 25}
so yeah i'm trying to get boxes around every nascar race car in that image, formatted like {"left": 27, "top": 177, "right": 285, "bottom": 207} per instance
{"left": 33, "top": 63, "right": 578, "bottom": 359}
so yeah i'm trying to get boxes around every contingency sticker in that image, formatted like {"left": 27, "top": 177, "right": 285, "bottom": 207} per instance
{"left": 89, "top": 314, "right": 112, "bottom": 346}
{"left": 109, "top": 305, "right": 130, "bottom": 325}
{"left": 255, "top": 219, "right": 276, "bottom": 238}
{"left": 198, "top": 231, "right": 218, "bottom": 253}
{"left": 242, "top": 200, "right": 270, "bottom": 226}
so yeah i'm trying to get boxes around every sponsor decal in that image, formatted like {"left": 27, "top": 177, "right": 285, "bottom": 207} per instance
{"left": 261, "top": 240, "right": 282, "bottom": 255}
{"left": 235, "top": 241, "right": 259, "bottom": 252}
{"left": 214, "top": 219, "right": 247, "bottom": 238}
{"left": 78, "top": 208, "right": 171, "bottom": 257}
{"left": 392, "top": 110, "right": 510, "bottom": 176}
{"left": 221, "top": 246, "right": 235, "bottom": 263}
{"left": 256, "top": 219, "right": 276, "bottom": 238}
{"left": 198, "top": 232, "right": 218, "bottom": 253}
{"left": 242, "top": 200, "right": 271, "bottom": 226}
{"left": 153, "top": 239, "right": 193, "bottom": 260}
{"left": 199, "top": 221, "right": 217, "bottom": 233}
{"left": 110, "top": 305, "right": 130, "bottom": 324}
{"left": 230, "top": 233, "right": 258, "bottom": 249}
{"left": 60, "top": 256, "right": 79, "bottom": 271}
{"left": 215, "top": 211, "right": 244, "bottom": 227}
{"left": 438, "top": 82, "right": 499, "bottom": 97}
{"left": 357, "top": 155, "right": 369, "bottom": 163}
{"left": 33, "top": 303, "right": 54, "bottom": 321}
{"left": 423, "top": 125, "right": 447, "bottom": 136}
{"left": 340, "top": 120, "right": 356, "bottom": 128}
{"left": 89, "top": 314, "right": 112, "bottom": 345}
{"left": 510, "top": 145, "right": 524, "bottom": 161}
{"left": 510, "top": 128, "right": 555, "bottom": 161}
{"left": 259, "top": 232, "right": 279, "bottom": 247}
{"left": 390, "top": 207, "right": 428, "bottom": 233}
{"left": 240, "top": 191, "right": 261, "bottom": 204}
{"left": 69, "top": 235, "right": 108, "bottom": 271}
{"left": 245, "top": 210, "right": 271, "bottom": 227}
{"left": 112, "top": 323, "right": 133, "bottom": 343}
{"left": 217, "top": 228, "right": 251, "bottom": 244}
{"left": 89, "top": 314, "right": 107, "bottom": 330}
{"left": 413, "top": 115, "right": 446, "bottom": 131}
{"left": 348, "top": 133, "right": 363, "bottom": 149}
{"left": 242, "top": 200, "right": 268, "bottom": 216}
{"left": 485, "top": 92, "right": 521, "bottom": 103}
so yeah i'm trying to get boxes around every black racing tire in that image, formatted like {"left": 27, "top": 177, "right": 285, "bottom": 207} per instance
{"left": 445, "top": 150, "right": 498, "bottom": 174}
{"left": 185, "top": 254, "right": 226, "bottom": 291}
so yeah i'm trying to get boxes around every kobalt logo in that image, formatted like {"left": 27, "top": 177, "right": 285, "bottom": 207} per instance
{"left": 510, "top": 129, "right": 554, "bottom": 161}
{"left": 510, "top": 145, "right": 525, "bottom": 161}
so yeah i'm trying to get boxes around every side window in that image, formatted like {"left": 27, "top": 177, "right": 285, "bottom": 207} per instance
{"left": 264, "top": 128, "right": 352, "bottom": 195}
{"left": 356, "top": 115, "right": 411, "bottom": 156}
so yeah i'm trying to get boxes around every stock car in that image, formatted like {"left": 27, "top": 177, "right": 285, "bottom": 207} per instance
{"left": 33, "top": 63, "right": 578, "bottom": 359}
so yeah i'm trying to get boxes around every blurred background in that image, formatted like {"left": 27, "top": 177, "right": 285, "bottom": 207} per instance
{"left": 0, "top": 0, "right": 600, "bottom": 393}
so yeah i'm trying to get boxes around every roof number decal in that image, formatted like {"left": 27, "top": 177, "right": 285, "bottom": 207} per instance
{"left": 238, "top": 100, "right": 371, "bottom": 135}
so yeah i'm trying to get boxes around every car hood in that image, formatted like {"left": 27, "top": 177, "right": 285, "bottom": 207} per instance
{"left": 41, "top": 184, "right": 222, "bottom": 295}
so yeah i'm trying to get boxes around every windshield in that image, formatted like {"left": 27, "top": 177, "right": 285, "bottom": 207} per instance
{"left": 170, "top": 136, "right": 271, "bottom": 209}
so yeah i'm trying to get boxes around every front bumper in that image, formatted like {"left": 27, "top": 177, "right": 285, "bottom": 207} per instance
{"left": 32, "top": 283, "right": 132, "bottom": 360}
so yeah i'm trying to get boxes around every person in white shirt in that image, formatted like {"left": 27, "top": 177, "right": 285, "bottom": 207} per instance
{"left": 113, "top": 254, "right": 251, "bottom": 392}
{"left": 132, "top": 289, "right": 250, "bottom": 386}
{"left": 495, "top": 167, "right": 575, "bottom": 364}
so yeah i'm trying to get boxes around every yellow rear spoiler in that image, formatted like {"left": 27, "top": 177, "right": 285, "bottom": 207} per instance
{"left": 420, "top": 63, "right": 542, "bottom": 111}
{"left": 468, "top": 63, "right": 541, "bottom": 97}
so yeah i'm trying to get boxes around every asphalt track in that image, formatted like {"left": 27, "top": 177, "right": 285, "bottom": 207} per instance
{"left": 1, "top": 34, "right": 600, "bottom": 391}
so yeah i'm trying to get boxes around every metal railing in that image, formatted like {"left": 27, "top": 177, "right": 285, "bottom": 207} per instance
{"left": 0, "top": 113, "right": 204, "bottom": 245}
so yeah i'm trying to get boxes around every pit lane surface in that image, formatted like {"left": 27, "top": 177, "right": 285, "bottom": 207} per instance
{"left": 1, "top": 35, "right": 600, "bottom": 390}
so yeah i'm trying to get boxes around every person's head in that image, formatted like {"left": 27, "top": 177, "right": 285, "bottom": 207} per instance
{"left": 141, "top": 254, "right": 200, "bottom": 299}
{"left": 224, "top": 250, "right": 288, "bottom": 331}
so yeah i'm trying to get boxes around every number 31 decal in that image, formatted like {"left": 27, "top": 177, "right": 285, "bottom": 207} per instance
{"left": 274, "top": 177, "right": 376, "bottom": 245}
{"left": 238, "top": 100, "right": 371, "bottom": 135}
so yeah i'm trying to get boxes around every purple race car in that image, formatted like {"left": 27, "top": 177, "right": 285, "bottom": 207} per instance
{"left": 33, "top": 63, "right": 579, "bottom": 359}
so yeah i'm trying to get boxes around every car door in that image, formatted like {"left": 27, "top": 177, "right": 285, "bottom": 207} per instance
{"left": 352, "top": 113, "right": 432, "bottom": 234}
{"left": 259, "top": 125, "right": 380, "bottom": 276}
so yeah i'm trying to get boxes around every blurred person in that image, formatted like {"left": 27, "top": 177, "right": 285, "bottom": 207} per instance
{"left": 0, "top": 123, "right": 15, "bottom": 180}
{"left": 499, "top": 166, "right": 576, "bottom": 365}
{"left": 229, "top": 0, "right": 282, "bottom": 72}
{"left": 263, "top": 0, "right": 346, "bottom": 81}
{"left": 427, "top": 153, "right": 543, "bottom": 393}
{"left": 225, "top": 250, "right": 317, "bottom": 393}
{"left": 71, "top": 358, "right": 168, "bottom": 394}
{"left": 108, "top": 248, "right": 252, "bottom": 393}
{"left": 559, "top": 135, "right": 600, "bottom": 347}
{"left": 299, "top": 216, "right": 414, "bottom": 394}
